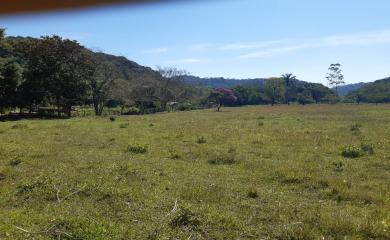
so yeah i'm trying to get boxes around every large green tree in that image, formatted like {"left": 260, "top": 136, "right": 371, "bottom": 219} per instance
{"left": 22, "top": 36, "right": 90, "bottom": 116}
{"left": 0, "top": 28, "right": 23, "bottom": 113}
{"left": 264, "top": 78, "right": 285, "bottom": 106}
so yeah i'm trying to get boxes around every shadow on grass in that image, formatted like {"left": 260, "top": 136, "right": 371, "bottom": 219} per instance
{"left": 0, "top": 113, "right": 70, "bottom": 122}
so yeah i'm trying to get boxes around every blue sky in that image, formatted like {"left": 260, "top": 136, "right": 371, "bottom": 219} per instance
{"left": 1, "top": 0, "right": 390, "bottom": 84}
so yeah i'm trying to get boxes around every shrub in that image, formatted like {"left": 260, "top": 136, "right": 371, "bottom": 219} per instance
{"left": 109, "top": 116, "right": 116, "bottom": 122}
{"left": 208, "top": 148, "right": 237, "bottom": 165}
{"left": 247, "top": 189, "right": 258, "bottom": 198}
{"left": 119, "top": 123, "right": 129, "bottom": 128}
{"left": 177, "top": 103, "right": 195, "bottom": 111}
{"left": 127, "top": 144, "right": 147, "bottom": 154}
{"left": 350, "top": 123, "right": 362, "bottom": 132}
{"left": 168, "top": 150, "right": 180, "bottom": 159}
{"left": 9, "top": 159, "right": 21, "bottom": 166}
{"left": 196, "top": 136, "right": 207, "bottom": 144}
{"left": 361, "top": 142, "right": 374, "bottom": 155}
{"left": 332, "top": 161, "right": 344, "bottom": 172}
{"left": 170, "top": 206, "right": 200, "bottom": 229}
{"left": 341, "top": 143, "right": 374, "bottom": 158}
{"left": 11, "top": 123, "right": 28, "bottom": 129}
{"left": 0, "top": 172, "right": 5, "bottom": 181}
{"left": 126, "top": 107, "right": 140, "bottom": 115}
{"left": 341, "top": 145, "right": 362, "bottom": 158}
{"left": 258, "top": 121, "right": 264, "bottom": 126}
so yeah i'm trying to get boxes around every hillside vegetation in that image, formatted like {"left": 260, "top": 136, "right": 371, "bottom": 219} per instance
{"left": 346, "top": 77, "right": 390, "bottom": 103}
{"left": 1, "top": 104, "right": 389, "bottom": 239}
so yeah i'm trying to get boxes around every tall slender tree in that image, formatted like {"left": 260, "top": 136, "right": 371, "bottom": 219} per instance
{"left": 281, "top": 73, "right": 297, "bottom": 104}
{"left": 326, "top": 63, "right": 345, "bottom": 97}
{"left": 85, "top": 53, "right": 116, "bottom": 116}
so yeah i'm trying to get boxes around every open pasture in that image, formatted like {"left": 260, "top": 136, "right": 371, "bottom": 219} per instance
{"left": 0, "top": 104, "right": 389, "bottom": 239}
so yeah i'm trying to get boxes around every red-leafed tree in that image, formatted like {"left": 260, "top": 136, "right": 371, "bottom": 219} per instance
{"left": 207, "top": 88, "right": 237, "bottom": 112}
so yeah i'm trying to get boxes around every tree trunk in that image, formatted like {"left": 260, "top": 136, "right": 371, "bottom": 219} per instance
{"left": 56, "top": 99, "right": 61, "bottom": 118}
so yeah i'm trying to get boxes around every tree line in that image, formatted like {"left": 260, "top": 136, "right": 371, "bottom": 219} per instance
{"left": 0, "top": 29, "right": 207, "bottom": 116}
{"left": 1, "top": 28, "right": 387, "bottom": 117}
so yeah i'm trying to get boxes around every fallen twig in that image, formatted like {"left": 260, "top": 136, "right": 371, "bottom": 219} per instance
{"left": 53, "top": 184, "right": 86, "bottom": 203}
{"left": 149, "top": 199, "right": 178, "bottom": 239}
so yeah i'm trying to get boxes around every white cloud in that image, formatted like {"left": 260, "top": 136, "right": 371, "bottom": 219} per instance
{"left": 164, "top": 58, "right": 210, "bottom": 64}
{"left": 238, "top": 29, "right": 390, "bottom": 59}
{"left": 143, "top": 48, "right": 169, "bottom": 54}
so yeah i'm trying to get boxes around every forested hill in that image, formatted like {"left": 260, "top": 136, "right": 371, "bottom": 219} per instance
{"left": 346, "top": 77, "right": 390, "bottom": 103}
{"left": 334, "top": 82, "right": 367, "bottom": 96}
{"left": 93, "top": 52, "right": 158, "bottom": 80}
{"left": 182, "top": 75, "right": 267, "bottom": 88}
{"left": 7, "top": 36, "right": 159, "bottom": 81}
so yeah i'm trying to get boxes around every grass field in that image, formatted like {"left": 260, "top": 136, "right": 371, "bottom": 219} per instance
{"left": 0, "top": 104, "right": 389, "bottom": 239}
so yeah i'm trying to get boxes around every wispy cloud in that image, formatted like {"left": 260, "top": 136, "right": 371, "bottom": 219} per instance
{"left": 218, "top": 40, "right": 287, "bottom": 51}
{"left": 164, "top": 58, "right": 210, "bottom": 64}
{"left": 238, "top": 29, "right": 390, "bottom": 59}
{"left": 321, "top": 29, "right": 390, "bottom": 46}
{"left": 189, "top": 43, "right": 214, "bottom": 51}
{"left": 188, "top": 40, "right": 286, "bottom": 52}
{"left": 143, "top": 47, "right": 169, "bottom": 54}
{"left": 238, "top": 44, "right": 310, "bottom": 59}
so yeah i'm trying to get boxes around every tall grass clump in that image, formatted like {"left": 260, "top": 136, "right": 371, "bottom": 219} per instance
{"left": 127, "top": 144, "right": 147, "bottom": 154}
{"left": 208, "top": 147, "right": 237, "bottom": 165}
{"left": 350, "top": 123, "right": 362, "bottom": 132}
{"left": 196, "top": 136, "right": 207, "bottom": 144}
{"left": 119, "top": 123, "right": 129, "bottom": 128}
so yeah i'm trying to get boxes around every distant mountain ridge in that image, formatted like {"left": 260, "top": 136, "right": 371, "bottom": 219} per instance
{"left": 334, "top": 82, "right": 368, "bottom": 96}
{"left": 182, "top": 75, "right": 267, "bottom": 88}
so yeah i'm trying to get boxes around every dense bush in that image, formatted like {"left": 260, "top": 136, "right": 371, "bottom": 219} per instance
{"left": 341, "top": 143, "right": 374, "bottom": 158}
{"left": 177, "top": 102, "right": 195, "bottom": 111}
{"left": 342, "top": 145, "right": 362, "bottom": 158}
{"left": 125, "top": 107, "right": 140, "bottom": 115}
